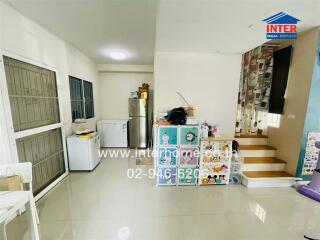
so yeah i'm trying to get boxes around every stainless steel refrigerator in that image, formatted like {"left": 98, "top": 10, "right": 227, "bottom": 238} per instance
{"left": 128, "top": 98, "right": 147, "bottom": 148}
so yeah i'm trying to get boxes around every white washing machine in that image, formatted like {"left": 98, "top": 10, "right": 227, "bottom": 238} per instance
{"left": 97, "top": 120, "right": 128, "bottom": 147}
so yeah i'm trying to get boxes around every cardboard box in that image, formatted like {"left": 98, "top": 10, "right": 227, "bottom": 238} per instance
{"left": 0, "top": 175, "right": 22, "bottom": 191}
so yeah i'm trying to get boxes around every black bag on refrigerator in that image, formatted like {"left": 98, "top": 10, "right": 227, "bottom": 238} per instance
{"left": 167, "top": 107, "right": 187, "bottom": 125}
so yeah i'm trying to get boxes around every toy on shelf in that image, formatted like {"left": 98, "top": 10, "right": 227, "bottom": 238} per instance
{"left": 230, "top": 163, "right": 242, "bottom": 173}
{"left": 229, "top": 173, "right": 243, "bottom": 184}
{"left": 199, "top": 121, "right": 221, "bottom": 138}
{"left": 211, "top": 124, "right": 221, "bottom": 138}
{"left": 213, "top": 164, "right": 229, "bottom": 173}
{"left": 201, "top": 174, "right": 228, "bottom": 185}
{"left": 201, "top": 163, "right": 229, "bottom": 173}
{"left": 201, "top": 141, "right": 231, "bottom": 164}
{"left": 230, "top": 152, "right": 243, "bottom": 173}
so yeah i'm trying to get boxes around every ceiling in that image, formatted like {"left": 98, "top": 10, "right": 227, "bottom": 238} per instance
{"left": 156, "top": 0, "right": 320, "bottom": 54}
{"left": 3, "top": 0, "right": 320, "bottom": 64}
{"left": 4, "top": 0, "right": 158, "bottom": 64}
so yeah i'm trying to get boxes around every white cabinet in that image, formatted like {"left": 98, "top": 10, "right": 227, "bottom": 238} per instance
{"left": 97, "top": 120, "right": 128, "bottom": 147}
{"left": 67, "top": 133, "right": 101, "bottom": 171}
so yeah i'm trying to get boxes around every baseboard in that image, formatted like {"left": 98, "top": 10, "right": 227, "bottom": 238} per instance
{"left": 35, "top": 171, "right": 69, "bottom": 202}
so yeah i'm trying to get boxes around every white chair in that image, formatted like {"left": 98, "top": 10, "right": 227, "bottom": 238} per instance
{"left": 0, "top": 162, "right": 40, "bottom": 225}
{"left": 0, "top": 221, "right": 7, "bottom": 240}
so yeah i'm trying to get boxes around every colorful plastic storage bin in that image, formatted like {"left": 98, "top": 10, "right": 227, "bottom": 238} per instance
{"left": 158, "top": 126, "right": 178, "bottom": 146}
{"left": 180, "top": 126, "right": 200, "bottom": 146}
{"left": 178, "top": 166, "right": 198, "bottom": 185}
{"left": 179, "top": 147, "right": 199, "bottom": 166}
{"left": 229, "top": 173, "right": 243, "bottom": 184}
{"left": 157, "top": 167, "right": 177, "bottom": 186}
{"left": 157, "top": 147, "right": 178, "bottom": 166}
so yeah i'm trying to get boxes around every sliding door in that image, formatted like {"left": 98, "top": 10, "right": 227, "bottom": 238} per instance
{"left": 16, "top": 129, "right": 65, "bottom": 195}
{"left": 1, "top": 55, "right": 67, "bottom": 196}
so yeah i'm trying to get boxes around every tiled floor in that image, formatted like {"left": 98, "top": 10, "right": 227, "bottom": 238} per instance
{"left": 6, "top": 152, "right": 320, "bottom": 240}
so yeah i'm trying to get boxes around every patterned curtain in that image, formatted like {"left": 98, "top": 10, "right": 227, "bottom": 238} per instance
{"left": 235, "top": 46, "right": 273, "bottom": 136}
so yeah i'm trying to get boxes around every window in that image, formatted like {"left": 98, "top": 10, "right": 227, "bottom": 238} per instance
{"left": 83, "top": 80, "right": 94, "bottom": 119}
{"left": 69, "top": 76, "right": 94, "bottom": 121}
{"left": 3, "top": 56, "right": 66, "bottom": 195}
{"left": 16, "top": 128, "right": 65, "bottom": 195}
{"left": 4, "top": 56, "right": 60, "bottom": 132}
{"left": 268, "top": 113, "right": 281, "bottom": 128}
{"left": 269, "top": 46, "right": 292, "bottom": 114}
{"left": 69, "top": 77, "right": 84, "bottom": 120}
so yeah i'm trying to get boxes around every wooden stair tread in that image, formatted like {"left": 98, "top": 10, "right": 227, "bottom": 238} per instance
{"left": 235, "top": 134, "right": 268, "bottom": 138}
{"left": 239, "top": 145, "right": 276, "bottom": 150}
{"left": 244, "top": 157, "right": 286, "bottom": 164}
{"left": 243, "top": 171, "right": 294, "bottom": 178}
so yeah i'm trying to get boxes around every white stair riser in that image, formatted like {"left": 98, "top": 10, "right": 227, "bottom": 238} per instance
{"left": 242, "top": 163, "right": 286, "bottom": 171}
{"left": 240, "top": 150, "right": 276, "bottom": 158}
{"left": 235, "top": 138, "right": 268, "bottom": 145}
{"left": 242, "top": 177, "right": 296, "bottom": 188}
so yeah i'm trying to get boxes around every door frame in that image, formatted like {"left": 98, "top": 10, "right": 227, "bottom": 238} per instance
{"left": 0, "top": 49, "right": 69, "bottom": 201}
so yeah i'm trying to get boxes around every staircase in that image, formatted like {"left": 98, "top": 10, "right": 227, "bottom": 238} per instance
{"left": 235, "top": 135, "right": 298, "bottom": 188}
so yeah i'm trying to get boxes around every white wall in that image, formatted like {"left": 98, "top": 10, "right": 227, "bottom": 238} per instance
{"left": 0, "top": 2, "right": 101, "bottom": 164}
{"left": 268, "top": 28, "right": 320, "bottom": 175}
{"left": 154, "top": 52, "right": 242, "bottom": 136}
{"left": 99, "top": 71, "right": 153, "bottom": 119}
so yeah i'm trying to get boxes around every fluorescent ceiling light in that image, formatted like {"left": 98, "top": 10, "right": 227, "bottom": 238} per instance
{"left": 109, "top": 51, "right": 126, "bottom": 60}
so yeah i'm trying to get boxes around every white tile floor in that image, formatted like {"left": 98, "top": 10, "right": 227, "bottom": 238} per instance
{"left": 6, "top": 153, "right": 320, "bottom": 240}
